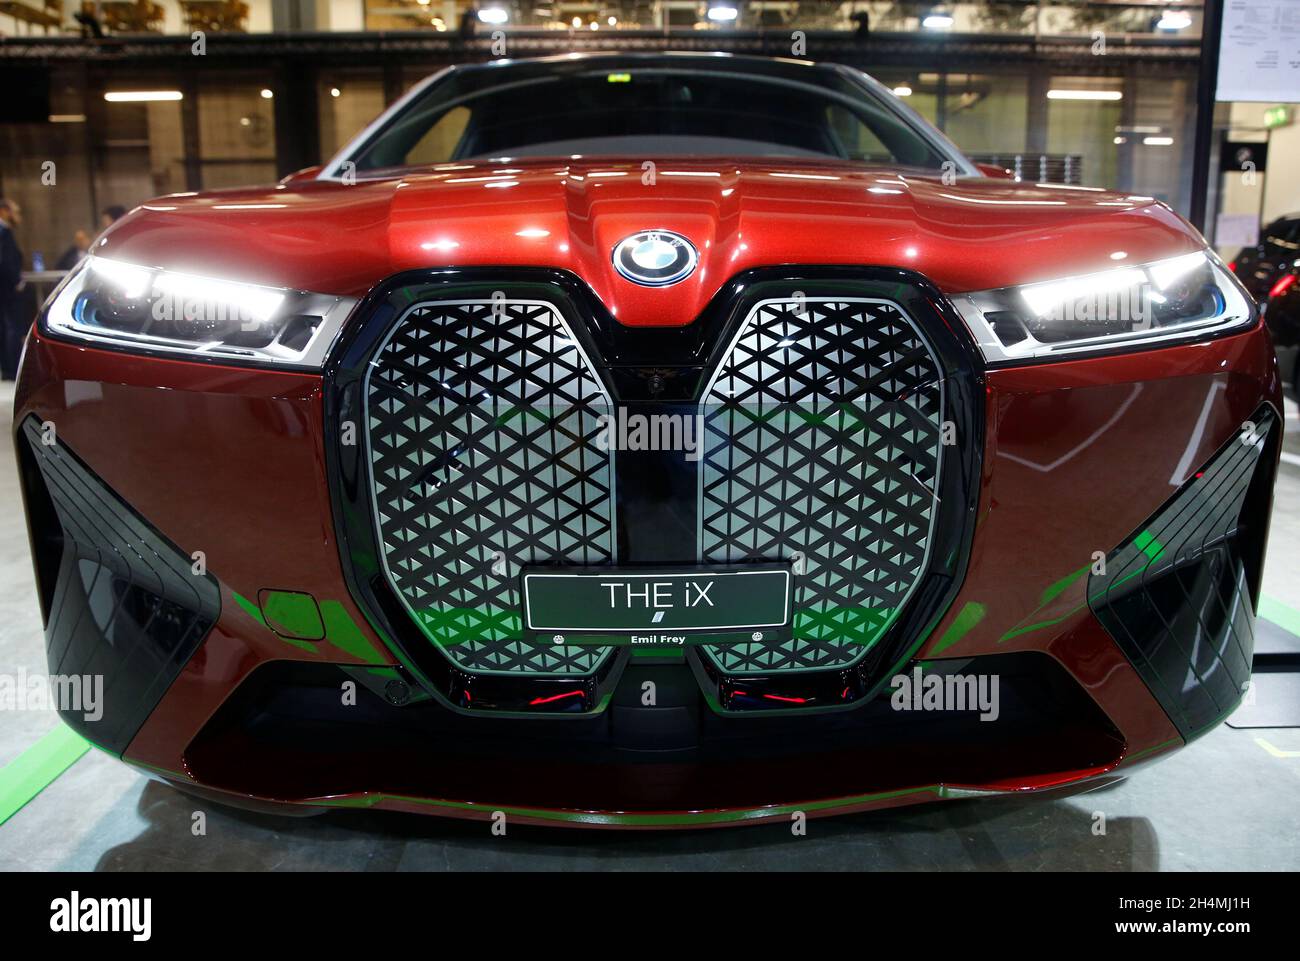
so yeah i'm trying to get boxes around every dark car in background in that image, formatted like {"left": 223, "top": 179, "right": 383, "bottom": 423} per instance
{"left": 1232, "top": 213, "right": 1300, "bottom": 303}
{"left": 1262, "top": 267, "right": 1300, "bottom": 393}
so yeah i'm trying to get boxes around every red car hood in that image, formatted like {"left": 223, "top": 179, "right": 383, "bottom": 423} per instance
{"left": 99, "top": 158, "right": 1206, "bottom": 328}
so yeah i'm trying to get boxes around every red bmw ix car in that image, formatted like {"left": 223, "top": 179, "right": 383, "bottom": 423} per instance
{"left": 15, "top": 54, "right": 1282, "bottom": 828}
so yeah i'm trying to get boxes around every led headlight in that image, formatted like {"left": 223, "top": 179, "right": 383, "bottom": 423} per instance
{"left": 42, "top": 256, "right": 357, "bottom": 368}
{"left": 952, "top": 250, "right": 1255, "bottom": 363}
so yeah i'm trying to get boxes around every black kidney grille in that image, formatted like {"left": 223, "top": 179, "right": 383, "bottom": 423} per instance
{"left": 365, "top": 300, "right": 617, "bottom": 676}
{"left": 697, "top": 298, "right": 944, "bottom": 673}
{"left": 361, "top": 290, "right": 952, "bottom": 684}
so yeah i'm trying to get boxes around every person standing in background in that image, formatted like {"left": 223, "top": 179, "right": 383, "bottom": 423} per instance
{"left": 55, "top": 229, "right": 92, "bottom": 271}
{"left": 0, "top": 198, "right": 25, "bottom": 381}
{"left": 100, "top": 205, "right": 127, "bottom": 231}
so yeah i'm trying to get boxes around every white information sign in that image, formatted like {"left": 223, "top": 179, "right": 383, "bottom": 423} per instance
{"left": 1214, "top": 213, "right": 1262, "bottom": 246}
{"left": 1216, "top": 0, "right": 1300, "bottom": 102}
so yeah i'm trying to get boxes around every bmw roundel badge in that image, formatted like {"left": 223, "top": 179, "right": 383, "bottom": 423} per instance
{"left": 612, "top": 230, "right": 699, "bottom": 287}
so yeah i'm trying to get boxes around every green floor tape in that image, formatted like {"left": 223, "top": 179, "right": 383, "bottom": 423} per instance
{"left": 1260, "top": 595, "right": 1300, "bottom": 639}
{"left": 0, "top": 722, "right": 89, "bottom": 826}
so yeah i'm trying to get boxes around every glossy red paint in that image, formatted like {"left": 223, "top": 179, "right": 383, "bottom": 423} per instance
{"left": 15, "top": 332, "right": 397, "bottom": 776}
{"left": 14, "top": 314, "right": 1279, "bottom": 824}
{"left": 100, "top": 158, "right": 1203, "bottom": 328}
{"left": 973, "top": 162, "right": 1017, "bottom": 180}
{"left": 916, "top": 325, "right": 1280, "bottom": 765}
{"left": 922, "top": 323, "right": 1280, "bottom": 669}
{"left": 12, "top": 74, "right": 1278, "bottom": 824}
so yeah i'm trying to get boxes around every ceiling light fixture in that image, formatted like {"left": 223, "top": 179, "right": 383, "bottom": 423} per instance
{"left": 1156, "top": 9, "right": 1192, "bottom": 30}
{"left": 104, "top": 90, "right": 183, "bottom": 102}
{"left": 1047, "top": 89, "right": 1123, "bottom": 101}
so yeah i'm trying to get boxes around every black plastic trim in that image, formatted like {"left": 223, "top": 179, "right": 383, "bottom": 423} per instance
{"left": 16, "top": 415, "right": 221, "bottom": 754}
{"left": 1088, "top": 402, "right": 1281, "bottom": 741}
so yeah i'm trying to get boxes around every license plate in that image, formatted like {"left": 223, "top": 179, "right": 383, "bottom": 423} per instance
{"left": 522, "top": 567, "right": 791, "bottom": 633}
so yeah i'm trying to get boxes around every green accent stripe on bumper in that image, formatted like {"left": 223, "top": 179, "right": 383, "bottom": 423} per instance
{"left": 930, "top": 602, "right": 986, "bottom": 655}
{"left": 0, "top": 723, "right": 89, "bottom": 826}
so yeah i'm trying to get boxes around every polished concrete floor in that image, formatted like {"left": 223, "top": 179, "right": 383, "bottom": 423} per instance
{"left": 1, "top": 379, "right": 1299, "bottom": 872}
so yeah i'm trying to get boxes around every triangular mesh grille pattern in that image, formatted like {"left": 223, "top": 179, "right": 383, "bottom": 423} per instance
{"left": 365, "top": 300, "right": 616, "bottom": 675}
{"left": 698, "top": 298, "right": 943, "bottom": 673}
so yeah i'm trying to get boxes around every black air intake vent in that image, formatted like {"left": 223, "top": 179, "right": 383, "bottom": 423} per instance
{"left": 1089, "top": 405, "right": 1279, "bottom": 741}
{"left": 18, "top": 416, "right": 220, "bottom": 754}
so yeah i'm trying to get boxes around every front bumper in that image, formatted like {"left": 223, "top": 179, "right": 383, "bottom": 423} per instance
{"left": 13, "top": 271, "right": 1284, "bottom": 828}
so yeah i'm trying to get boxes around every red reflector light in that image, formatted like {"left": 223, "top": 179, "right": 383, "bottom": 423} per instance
{"left": 1269, "top": 274, "right": 1296, "bottom": 299}
{"left": 528, "top": 690, "right": 585, "bottom": 706}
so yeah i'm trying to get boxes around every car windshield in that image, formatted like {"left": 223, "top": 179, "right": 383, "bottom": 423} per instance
{"left": 348, "top": 58, "right": 956, "bottom": 172}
